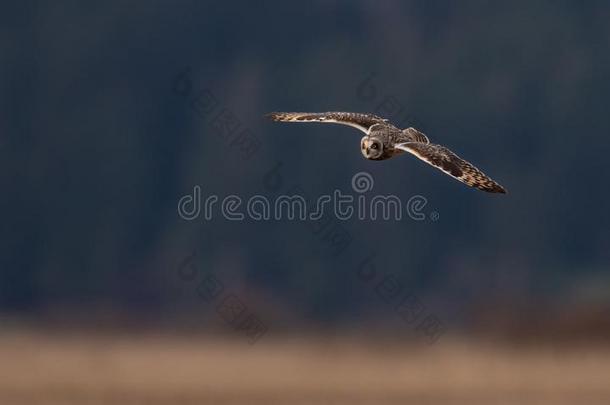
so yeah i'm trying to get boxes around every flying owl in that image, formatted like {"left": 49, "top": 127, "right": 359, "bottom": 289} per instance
{"left": 267, "top": 111, "right": 506, "bottom": 194}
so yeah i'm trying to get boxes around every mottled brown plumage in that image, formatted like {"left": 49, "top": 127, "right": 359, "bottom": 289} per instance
{"left": 267, "top": 112, "right": 388, "bottom": 134}
{"left": 267, "top": 111, "right": 506, "bottom": 194}
{"left": 394, "top": 142, "right": 506, "bottom": 193}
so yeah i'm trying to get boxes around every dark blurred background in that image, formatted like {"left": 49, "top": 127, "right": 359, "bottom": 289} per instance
{"left": 1, "top": 1, "right": 610, "bottom": 403}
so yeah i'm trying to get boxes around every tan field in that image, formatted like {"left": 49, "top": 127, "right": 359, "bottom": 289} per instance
{"left": 1, "top": 330, "right": 610, "bottom": 405}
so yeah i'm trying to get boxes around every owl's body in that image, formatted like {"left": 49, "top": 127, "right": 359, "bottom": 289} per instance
{"left": 267, "top": 111, "right": 507, "bottom": 193}
{"left": 363, "top": 124, "right": 430, "bottom": 160}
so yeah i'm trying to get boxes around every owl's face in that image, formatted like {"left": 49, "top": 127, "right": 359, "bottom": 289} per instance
{"left": 361, "top": 136, "right": 384, "bottom": 160}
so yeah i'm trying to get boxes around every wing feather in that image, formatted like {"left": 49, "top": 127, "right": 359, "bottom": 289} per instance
{"left": 403, "top": 127, "right": 430, "bottom": 144}
{"left": 395, "top": 142, "right": 507, "bottom": 193}
{"left": 266, "top": 111, "right": 388, "bottom": 135}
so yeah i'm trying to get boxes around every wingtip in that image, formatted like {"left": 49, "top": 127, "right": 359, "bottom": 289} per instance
{"left": 477, "top": 181, "right": 507, "bottom": 194}
{"left": 265, "top": 112, "right": 282, "bottom": 121}
{"left": 488, "top": 184, "right": 508, "bottom": 194}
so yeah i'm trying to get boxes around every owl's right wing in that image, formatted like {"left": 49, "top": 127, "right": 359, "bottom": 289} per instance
{"left": 395, "top": 142, "right": 507, "bottom": 193}
{"left": 266, "top": 111, "right": 388, "bottom": 135}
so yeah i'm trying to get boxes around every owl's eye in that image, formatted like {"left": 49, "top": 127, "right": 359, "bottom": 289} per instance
{"left": 370, "top": 143, "right": 378, "bottom": 149}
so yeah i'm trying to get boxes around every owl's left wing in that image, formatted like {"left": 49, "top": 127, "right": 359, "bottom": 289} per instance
{"left": 403, "top": 127, "right": 430, "bottom": 144}
{"left": 267, "top": 111, "right": 387, "bottom": 135}
{"left": 395, "top": 142, "right": 507, "bottom": 193}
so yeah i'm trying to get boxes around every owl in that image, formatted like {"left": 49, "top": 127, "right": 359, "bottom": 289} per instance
{"left": 267, "top": 111, "right": 506, "bottom": 194}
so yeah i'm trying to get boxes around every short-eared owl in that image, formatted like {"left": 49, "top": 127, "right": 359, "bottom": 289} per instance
{"left": 267, "top": 111, "right": 506, "bottom": 194}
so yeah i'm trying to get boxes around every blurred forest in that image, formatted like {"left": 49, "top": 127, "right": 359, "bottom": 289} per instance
{"left": 1, "top": 0, "right": 610, "bottom": 341}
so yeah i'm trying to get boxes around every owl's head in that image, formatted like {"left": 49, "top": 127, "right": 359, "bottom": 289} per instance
{"left": 361, "top": 136, "right": 384, "bottom": 160}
